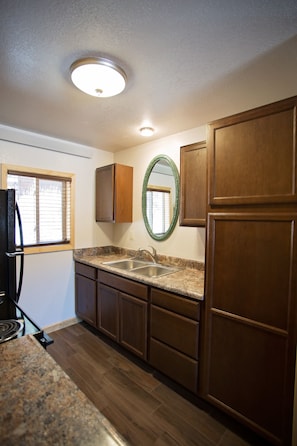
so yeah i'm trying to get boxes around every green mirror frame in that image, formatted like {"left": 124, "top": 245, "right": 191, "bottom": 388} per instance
{"left": 142, "top": 155, "right": 180, "bottom": 241}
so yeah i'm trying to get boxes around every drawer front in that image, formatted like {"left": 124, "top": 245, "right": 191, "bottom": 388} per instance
{"left": 150, "top": 338, "right": 198, "bottom": 393}
{"left": 151, "top": 306, "right": 199, "bottom": 359}
{"left": 151, "top": 288, "right": 200, "bottom": 320}
{"left": 75, "top": 262, "right": 97, "bottom": 280}
{"left": 98, "top": 270, "right": 148, "bottom": 301}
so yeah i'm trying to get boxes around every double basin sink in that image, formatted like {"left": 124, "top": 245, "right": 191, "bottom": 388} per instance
{"left": 103, "top": 258, "right": 180, "bottom": 278}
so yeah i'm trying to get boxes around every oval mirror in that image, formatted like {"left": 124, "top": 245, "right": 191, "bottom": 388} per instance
{"left": 142, "top": 155, "right": 180, "bottom": 241}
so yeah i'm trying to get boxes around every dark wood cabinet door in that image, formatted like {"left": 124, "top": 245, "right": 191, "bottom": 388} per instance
{"left": 95, "top": 163, "right": 133, "bottom": 223}
{"left": 113, "top": 164, "right": 133, "bottom": 223}
{"left": 119, "top": 292, "right": 148, "bottom": 359}
{"left": 95, "top": 164, "right": 114, "bottom": 222}
{"left": 180, "top": 141, "right": 206, "bottom": 226}
{"left": 97, "top": 283, "right": 119, "bottom": 341}
{"left": 208, "top": 96, "right": 297, "bottom": 206}
{"left": 201, "top": 213, "right": 297, "bottom": 445}
{"left": 75, "top": 274, "right": 96, "bottom": 327}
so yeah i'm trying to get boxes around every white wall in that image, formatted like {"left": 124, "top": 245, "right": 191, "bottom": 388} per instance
{"left": 0, "top": 126, "right": 113, "bottom": 328}
{"left": 114, "top": 126, "right": 206, "bottom": 262}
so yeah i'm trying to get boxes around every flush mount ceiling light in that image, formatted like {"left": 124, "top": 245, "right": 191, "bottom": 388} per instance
{"left": 139, "top": 126, "right": 155, "bottom": 137}
{"left": 70, "top": 57, "right": 127, "bottom": 98}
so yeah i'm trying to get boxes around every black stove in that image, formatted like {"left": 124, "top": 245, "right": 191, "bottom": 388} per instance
{"left": 0, "top": 296, "right": 53, "bottom": 348}
{"left": 0, "top": 319, "right": 24, "bottom": 343}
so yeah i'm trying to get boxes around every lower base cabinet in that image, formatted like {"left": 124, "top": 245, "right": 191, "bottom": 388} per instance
{"left": 75, "top": 262, "right": 201, "bottom": 392}
{"left": 97, "top": 270, "right": 148, "bottom": 360}
{"left": 75, "top": 263, "right": 97, "bottom": 327}
{"left": 149, "top": 287, "right": 200, "bottom": 393}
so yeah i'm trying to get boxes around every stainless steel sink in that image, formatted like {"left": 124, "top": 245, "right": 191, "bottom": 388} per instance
{"left": 103, "top": 259, "right": 149, "bottom": 270}
{"left": 103, "top": 258, "right": 180, "bottom": 278}
{"left": 132, "top": 264, "right": 179, "bottom": 278}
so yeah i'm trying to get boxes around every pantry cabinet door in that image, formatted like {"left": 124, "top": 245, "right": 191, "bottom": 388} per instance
{"left": 208, "top": 96, "right": 297, "bottom": 206}
{"left": 201, "top": 212, "right": 297, "bottom": 445}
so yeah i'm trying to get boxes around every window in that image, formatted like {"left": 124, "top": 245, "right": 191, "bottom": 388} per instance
{"left": 2, "top": 164, "right": 75, "bottom": 253}
{"left": 146, "top": 186, "right": 171, "bottom": 236}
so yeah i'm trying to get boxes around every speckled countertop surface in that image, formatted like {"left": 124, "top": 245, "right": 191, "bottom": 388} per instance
{"left": 0, "top": 335, "right": 127, "bottom": 446}
{"left": 73, "top": 247, "right": 205, "bottom": 301}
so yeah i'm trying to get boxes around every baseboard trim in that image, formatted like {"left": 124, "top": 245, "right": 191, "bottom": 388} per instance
{"left": 43, "top": 317, "right": 81, "bottom": 333}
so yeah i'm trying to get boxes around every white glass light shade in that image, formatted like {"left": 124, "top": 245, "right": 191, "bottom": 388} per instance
{"left": 139, "top": 126, "right": 155, "bottom": 136}
{"left": 70, "top": 57, "right": 127, "bottom": 98}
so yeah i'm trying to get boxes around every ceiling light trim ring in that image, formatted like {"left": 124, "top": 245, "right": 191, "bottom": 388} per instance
{"left": 70, "top": 56, "right": 127, "bottom": 98}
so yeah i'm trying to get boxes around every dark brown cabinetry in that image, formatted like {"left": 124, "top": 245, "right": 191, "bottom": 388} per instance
{"left": 201, "top": 96, "right": 297, "bottom": 446}
{"left": 75, "top": 262, "right": 97, "bottom": 327}
{"left": 97, "top": 270, "right": 148, "bottom": 360}
{"left": 207, "top": 98, "right": 297, "bottom": 206}
{"left": 120, "top": 292, "right": 148, "bottom": 359}
{"left": 95, "top": 163, "right": 133, "bottom": 223}
{"left": 180, "top": 141, "right": 206, "bottom": 226}
{"left": 150, "top": 288, "right": 200, "bottom": 393}
{"left": 97, "top": 283, "right": 118, "bottom": 341}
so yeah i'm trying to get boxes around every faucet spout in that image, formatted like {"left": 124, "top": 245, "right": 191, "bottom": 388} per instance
{"left": 136, "top": 246, "right": 157, "bottom": 263}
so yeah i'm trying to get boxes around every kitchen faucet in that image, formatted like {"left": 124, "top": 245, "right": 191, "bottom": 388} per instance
{"left": 136, "top": 246, "right": 157, "bottom": 263}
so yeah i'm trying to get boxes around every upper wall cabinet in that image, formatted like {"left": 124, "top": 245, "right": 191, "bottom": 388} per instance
{"left": 207, "top": 96, "right": 297, "bottom": 206}
{"left": 96, "top": 163, "right": 133, "bottom": 223}
{"left": 180, "top": 141, "right": 206, "bottom": 226}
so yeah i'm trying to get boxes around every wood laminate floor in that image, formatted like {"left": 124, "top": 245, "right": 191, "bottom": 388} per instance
{"left": 47, "top": 323, "right": 270, "bottom": 446}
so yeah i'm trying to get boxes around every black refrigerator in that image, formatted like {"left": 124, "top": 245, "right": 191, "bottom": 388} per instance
{"left": 0, "top": 188, "right": 24, "bottom": 304}
{"left": 0, "top": 189, "right": 53, "bottom": 347}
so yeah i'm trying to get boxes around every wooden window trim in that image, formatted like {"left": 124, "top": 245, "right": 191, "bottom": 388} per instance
{"left": 1, "top": 164, "right": 75, "bottom": 254}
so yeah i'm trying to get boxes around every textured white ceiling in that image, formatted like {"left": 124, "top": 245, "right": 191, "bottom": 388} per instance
{"left": 1, "top": 0, "right": 297, "bottom": 152}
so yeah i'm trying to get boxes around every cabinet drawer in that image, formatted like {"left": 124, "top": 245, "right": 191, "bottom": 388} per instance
{"left": 98, "top": 270, "right": 148, "bottom": 301}
{"left": 75, "top": 262, "right": 97, "bottom": 280}
{"left": 151, "top": 288, "right": 200, "bottom": 320}
{"left": 150, "top": 338, "right": 198, "bottom": 393}
{"left": 151, "top": 305, "right": 199, "bottom": 359}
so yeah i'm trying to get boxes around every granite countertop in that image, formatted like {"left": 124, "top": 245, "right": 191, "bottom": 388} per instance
{"left": 73, "top": 247, "right": 205, "bottom": 301}
{"left": 0, "top": 335, "right": 128, "bottom": 446}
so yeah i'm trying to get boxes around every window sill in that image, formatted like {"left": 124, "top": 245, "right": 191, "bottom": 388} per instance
{"left": 24, "top": 244, "right": 74, "bottom": 255}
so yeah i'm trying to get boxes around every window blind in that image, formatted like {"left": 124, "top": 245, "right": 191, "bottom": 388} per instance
{"left": 146, "top": 189, "right": 170, "bottom": 235}
{"left": 7, "top": 171, "right": 72, "bottom": 247}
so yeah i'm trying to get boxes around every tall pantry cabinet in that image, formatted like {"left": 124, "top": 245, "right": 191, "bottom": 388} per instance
{"left": 201, "top": 96, "right": 297, "bottom": 446}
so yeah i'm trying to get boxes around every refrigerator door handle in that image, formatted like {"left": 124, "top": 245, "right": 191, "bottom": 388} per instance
{"left": 6, "top": 249, "right": 24, "bottom": 257}
{"left": 15, "top": 202, "right": 24, "bottom": 302}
